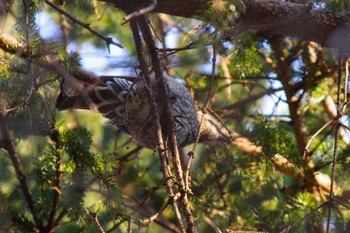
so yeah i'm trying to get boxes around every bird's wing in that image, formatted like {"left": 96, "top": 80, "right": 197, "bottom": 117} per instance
{"left": 56, "top": 74, "right": 138, "bottom": 111}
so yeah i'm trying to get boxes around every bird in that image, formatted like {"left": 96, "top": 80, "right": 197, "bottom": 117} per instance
{"left": 56, "top": 71, "right": 232, "bottom": 149}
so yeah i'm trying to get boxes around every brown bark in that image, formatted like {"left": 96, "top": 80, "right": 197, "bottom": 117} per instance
{"left": 105, "top": 0, "right": 350, "bottom": 51}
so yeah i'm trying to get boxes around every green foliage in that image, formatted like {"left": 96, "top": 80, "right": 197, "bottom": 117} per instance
{"left": 324, "top": 0, "right": 350, "bottom": 14}
{"left": 249, "top": 117, "right": 300, "bottom": 163}
{"left": 201, "top": 0, "right": 246, "bottom": 28}
{"left": 63, "top": 127, "right": 95, "bottom": 169}
{"left": 8, "top": 94, "right": 51, "bottom": 138}
{"left": 228, "top": 32, "right": 264, "bottom": 78}
{"left": 2, "top": 0, "right": 350, "bottom": 232}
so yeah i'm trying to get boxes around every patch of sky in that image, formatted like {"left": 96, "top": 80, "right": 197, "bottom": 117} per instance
{"left": 36, "top": 12, "right": 61, "bottom": 41}
{"left": 36, "top": 11, "right": 129, "bottom": 75}
{"left": 260, "top": 72, "right": 289, "bottom": 118}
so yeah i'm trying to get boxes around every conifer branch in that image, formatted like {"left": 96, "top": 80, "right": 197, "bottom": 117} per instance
{"left": 47, "top": 128, "right": 63, "bottom": 230}
{"left": 0, "top": 112, "right": 37, "bottom": 227}
{"left": 326, "top": 53, "right": 343, "bottom": 233}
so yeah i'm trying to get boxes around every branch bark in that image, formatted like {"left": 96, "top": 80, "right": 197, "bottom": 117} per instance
{"left": 229, "top": 132, "right": 330, "bottom": 192}
{"left": 104, "top": 0, "right": 350, "bottom": 51}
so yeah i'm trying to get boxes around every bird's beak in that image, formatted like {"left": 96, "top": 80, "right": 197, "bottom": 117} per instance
{"left": 218, "top": 129, "right": 234, "bottom": 144}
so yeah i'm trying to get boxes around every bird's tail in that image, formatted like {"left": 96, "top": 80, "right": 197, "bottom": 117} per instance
{"left": 56, "top": 70, "right": 101, "bottom": 111}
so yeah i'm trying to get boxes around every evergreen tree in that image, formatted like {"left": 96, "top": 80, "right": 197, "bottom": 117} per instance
{"left": 1, "top": 0, "right": 350, "bottom": 232}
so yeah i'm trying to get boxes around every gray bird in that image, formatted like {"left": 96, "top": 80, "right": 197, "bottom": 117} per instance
{"left": 56, "top": 72, "right": 231, "bottom": 149}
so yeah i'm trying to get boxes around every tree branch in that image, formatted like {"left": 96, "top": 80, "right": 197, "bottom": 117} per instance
{"left": 104, "top": 0, "right": 350, "bottom": 51}
{"left": 47, "top": 128, "right": 63, "bottom": 230}
{"left": 45, "top": 0, "right": 123, "bottom": 49}
{"left": 136, "top": 15, "right": 198, "bottom": 232}
{"left": 129, "top": 18, "right": 186, "bottom": 233}
{"left": 0, "top": 112, "right": 37, "bottom": 228}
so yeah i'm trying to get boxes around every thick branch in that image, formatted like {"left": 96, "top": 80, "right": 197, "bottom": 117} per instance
{"left": 229, "top": 133, "right": 330, "bottom": 192}
{"left": 105, "top": 0, "right": 350, "bottom": 51}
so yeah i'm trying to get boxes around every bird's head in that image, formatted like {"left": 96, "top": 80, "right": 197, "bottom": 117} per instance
{"left": 196, "top": 111, "right": 233, "bottom": 144}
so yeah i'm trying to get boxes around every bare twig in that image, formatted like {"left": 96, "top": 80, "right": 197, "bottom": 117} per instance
{"left": 184, "top": 151, "right": 194, "bottom": 194}
{"left": 127, "top": 216, "right": 133, "bottom": 233}
{"left": 190, "top": 44, "right": 218, "bottom": 157}
{"left": 85, "top": 207, "right": 106, "bottom": 233}
{"left": 279, "top": 202, "right": 327, "bottom": 233}
{"left": 326, "top": 53, "right": 342, "bottom": 233}
{"left": 303, "top": 119, "right": 335, "bottom": 161}
{"left": 333, "top": 197, "right": 350, "bottom": 210}
{"left": 221, "top": 87, "right": 284, "bottom": 111}
{"left": 344, "top": 60, "right": 348, "bottom": 104}
{"left": 205, "top": 44, "right": 217, "bottom": 109}
{"left": 129, "top": 18, "right": 185, "bottom": 232}
{"left": 117, "top": 195, "right": 182, "bottom": 233}
{"left": 156, "top": 43, "right": 195, "bottom": 53}
{"left": 203, "top": 216, "right": 223, "bottom": 233}
{"left": 45, "top": 0, "right": 123, "bottom": 48}
{"left": 123, "top": 0, "right": 157, "bottom": 24}
{"left": 157, "top": 43, "right": 195, "bottom": 58}
{"left": 136, "top": 15, "right": 198, "bottom": 233}
{"left": 139, "top": 196, "right": 172, "bottom": 226}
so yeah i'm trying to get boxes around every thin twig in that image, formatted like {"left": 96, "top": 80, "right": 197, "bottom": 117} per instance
{"left": 123, "top": 0, "right": 157, "bottom": 25}
{"left": 205, "top": 43, "right": 217, "bottom": 109}
{"left": 332, "top": 201, "right": 346, "bottom": 231}
{"left": 158, "top": 43, "right": 195, "bottom": 59}
{"left": 326, "top": 53, "right": 343, "bottom": 233}
{"left": 184, "top": 152, "right": 194, "bottom": 194}
{"left": 139, "top": 197, "right": 172, "bottom": 226}
{"left": 45, "top": 0, "right": 123, "bottom": 48}
{"left": 333, "top": 197, "right": 350, "bottom": 210}
{"left": 127, "top": 216, "right": 133, "bottom": 233}
{"left": 344, "top": 59, "right": 348, "bottom": 104}
{"left": 22, "top": 0, "right": 36, "bottom": 131}
{"left": 221, "top": 87, "right": 284, "bottom": 111}
{"left": 279, "top": 202, "right": 327, "bottom": 233}
{"left": 156, "top": 43, "right": 195, "bottom": 53}
{"left": 137, "top": 178, "right": 166, "bottom": 207}
{"left": 202, "top": 216, "right": 223, "bottom": 233}
{"left": 85, "top": 207, "right": 106, "bottom": 233}
{"left": 190, "top": 43, "right": 218, "bottom": 156}
{"left": 303, "top": 119, "right": 335, "bottom": 161}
